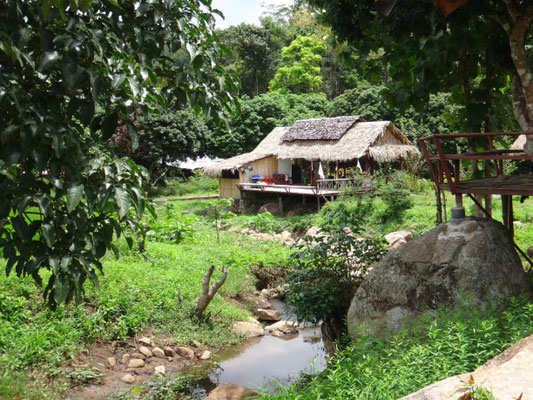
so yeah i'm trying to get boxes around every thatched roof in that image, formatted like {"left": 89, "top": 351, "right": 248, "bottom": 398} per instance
{"left": 204, "top": 119, "right": 420, "bottom": 177}
{"left": 281, "top": 116, "right": 363, "bottom": 141}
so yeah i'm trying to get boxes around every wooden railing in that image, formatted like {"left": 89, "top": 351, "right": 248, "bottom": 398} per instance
{"left": 316, "top": 178, "right": 359, "bottom": 192}
{"left": 418, "top": 131, "right": 533, "bottom": 195}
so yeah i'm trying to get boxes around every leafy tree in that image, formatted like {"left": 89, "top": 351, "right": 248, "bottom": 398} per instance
{"left": 328, "top": 81, "right": 458, "bottom": 143}
{"left": 209, "top": 93, "right": 329, "bottom": 157}
{"left": 269, "top": 35, "right": 328, "bottom": 94}
{"left": 0, "top": 0, "right": 237, "bottom": 308}
{"left": 136, "top": 109, "right": 209, "bottom": 175}
{"left": 304, "top": 0, "right": 527, "bottom": 134}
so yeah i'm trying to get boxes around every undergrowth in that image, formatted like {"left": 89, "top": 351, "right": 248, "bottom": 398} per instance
{"left": 260, "top": 297, "right": 533, "bottom": 400}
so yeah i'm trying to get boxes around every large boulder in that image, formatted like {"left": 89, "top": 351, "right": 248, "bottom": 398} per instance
{"left": 347, "top": 218, "right": 531, "bottom": 338}
{"left": 400, "top": 335, "right": 533, "bottom": 400}
{"left": 258, "top": 202, "right": 282, "bottom": 217}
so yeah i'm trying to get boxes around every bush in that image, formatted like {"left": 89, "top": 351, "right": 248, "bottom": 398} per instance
{"left": 381, "top": 171, "right": 414, "bottom": 222}
{"left": 285, "top": 207, "right": 386, "bottom": 324}
{"left": 146, "top": 204, "right": 197, "bottom": 244}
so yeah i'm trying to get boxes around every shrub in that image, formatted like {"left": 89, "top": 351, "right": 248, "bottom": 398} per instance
{"left": 285, "top": 207, "right": 386, "bottom": 324}
{"left": 146, "top": 204, "right": 196, "bottom": 244}
{"left": 381, "top": 171, "right": 414, "bottom": 221}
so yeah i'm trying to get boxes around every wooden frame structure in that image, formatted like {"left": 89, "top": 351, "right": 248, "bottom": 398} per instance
{"left": 419, "top": 131, "right": 533, "bottom": 265}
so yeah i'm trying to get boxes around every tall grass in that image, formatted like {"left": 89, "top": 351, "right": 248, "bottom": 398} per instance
{"left": 260, "top": 298, "right": 533, "bottom": 400}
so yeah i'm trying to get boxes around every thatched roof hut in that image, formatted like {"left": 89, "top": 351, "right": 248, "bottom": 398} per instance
{"left": 204, "top": 118, "right": 420, "bottom": 177}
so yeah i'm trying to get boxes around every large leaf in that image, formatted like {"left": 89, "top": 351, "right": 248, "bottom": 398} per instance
{"left": 67, "top": 184, "right": 84, "bottom": 212}
{"left": 114, "top": 187, "right": 130, "bottom": 219}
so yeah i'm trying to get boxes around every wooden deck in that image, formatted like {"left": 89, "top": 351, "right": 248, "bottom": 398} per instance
{"left": 237, "top": 178, "right": 368, "bottom": 197}
{"left": 237, "top": 183, "right": 340, "bottom": 196}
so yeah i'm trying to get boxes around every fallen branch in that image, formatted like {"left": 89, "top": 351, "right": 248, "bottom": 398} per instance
{"left": 194, "top": 264, "right": 228, "bottom": 314}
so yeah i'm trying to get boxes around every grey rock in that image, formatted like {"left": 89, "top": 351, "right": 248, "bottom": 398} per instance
{"left": 255, "top": 295, "right": 272, "bottom": 309}
{"left": 121, "top": 354, "right": 130, "bottom": 365}
{"left": 348, "top": 218, "right": 532, "bottom": 338}
{"left": 258, "top": 202, "right": 283, "bottom": 217}
{"left": 131, "top": 352, "right": 145, "bottom": 360}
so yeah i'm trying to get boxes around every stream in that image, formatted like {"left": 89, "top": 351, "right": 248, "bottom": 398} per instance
{"left": 187, "top": 299, "right": 327, "bottom": 398}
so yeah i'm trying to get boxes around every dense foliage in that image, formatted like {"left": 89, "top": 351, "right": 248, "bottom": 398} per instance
{"left": 269, "top": 35, "right": 327, "bottom": 94}
{"left": 209, "top": 92, "right": 328, "bottom": 157}
{"left": 136, "top": 109, "right": 209, "bottom": 174}
{"left": 0, "top": 0, "right": 237, "bottom": 307}
{"left": 285, "top": 208, "right": 386, "bottom": 324}
{"left": 262, "top": 297, "right": 533, "bottom": 400}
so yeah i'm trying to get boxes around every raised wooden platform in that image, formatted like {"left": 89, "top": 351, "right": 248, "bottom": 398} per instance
{"left": 440, "top": 175, "right": 533, "bottom": 196}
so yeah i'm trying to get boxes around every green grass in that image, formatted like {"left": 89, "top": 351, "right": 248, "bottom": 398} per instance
{"left": 259, "top": 297, "right": 533, "bottom": 400}
{"left": 0, "top": 211, "right": 290, "bottom": 399}
{"left": 148, "top": 172, "right": 219, "bottom": 199}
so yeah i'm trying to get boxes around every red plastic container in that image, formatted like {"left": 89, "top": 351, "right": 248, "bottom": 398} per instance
{"left": 263, "top": 178, "right": 274, "bottom": 184}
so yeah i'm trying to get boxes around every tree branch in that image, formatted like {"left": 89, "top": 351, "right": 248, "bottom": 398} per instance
{"left": 194, "top": 264, "right": 229, "bottom": 314}
{"left": 503, "top": 0, "right": 520, "bottom": 23}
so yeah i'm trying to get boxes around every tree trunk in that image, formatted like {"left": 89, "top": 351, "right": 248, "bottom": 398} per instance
{"left": 493, "top": 2, "right": 533, "bottom": 137}
{"left": 194, "top": 264, "right": 228, "bottom": 314}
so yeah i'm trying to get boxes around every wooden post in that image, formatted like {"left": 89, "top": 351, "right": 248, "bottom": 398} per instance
{"left": 317, "top": 196, "right": 320, "bottom": 211}
{"left": 502, "top": 195, "right": 514, "bottom": 237}
{"left": 302, "top": 195, "right": 306, "bottom": 205}
{"left": 435, "top": 186, "right": 443, "bottom": 224}
{"left": 278, "top": 196, "right": 283, "bottom": 215}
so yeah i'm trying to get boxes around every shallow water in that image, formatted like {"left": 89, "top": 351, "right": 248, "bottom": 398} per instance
{"left": 189, "top": 300, "right": 326, "bottom": 397}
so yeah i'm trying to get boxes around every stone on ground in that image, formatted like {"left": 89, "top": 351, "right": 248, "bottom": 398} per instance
{"left": 105, "top": 356, "right": 116, "bottom": 368}
{"left": 232, "top": 321, "right": 265, "bottom": 338}
{"left": 384, "top": 230, "right": 413, "bottom": 248}
{"left": 400, "top": 335, "right": 533, "bottom": 400}
{"left": 258, "top": 202, "right": 283, "bottom": 217}
{"left": 154, "top": 365, "right": 166, "bottom": 376}
{"left": 255, "top": 295, "right": 272, "bottom": 310}
{"left": 127, "top": 358, "right": 145, "bottom": 369}
{"left": 198, "top": 350, "right": 212, "bottom": 360}
{"left": 265, "top": 320, "right": 298, "bottom": 334}
{"left": 138, "top": 337, "right": 154, "bottom": 347}
{"left": 176, "top": 346, "right": 195, "bottom": 360}
{"left": 347, "top": 218, "right": 532, "bottom": 338}
{"left": 121, "top": 354, "right": 130, "bottom": 364}
{"left": 163, "top": 346, "right": 175, "bottom": 357}
{"left": 139, "top": 346, "right": 153, "bottom": 358}
{"left": 121, "top": 374, "right": 135, "bottom": 384}
{"left": 205, "top": 382, "right": 258, "bottom": 400}
{"left": 152, "top": 347, "right": 165, "bottom": 358}
{"left": 255, "top": 308, "right": 280, "bottom": 321}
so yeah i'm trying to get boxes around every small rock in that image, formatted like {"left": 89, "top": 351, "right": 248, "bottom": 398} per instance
{"left": 265, "top": 320, "right": 298, "bottom": 334}
{"left": 305, "top": 226, "right": 321, "bottom": 237}
{"left": 256, "top": 308, "right": 280, "bottom": 321}
{"left": 139, "top": 346, "right": 153, "bottom": 358}
{"left": 205, "top": 383, "right": 257, "bottom": 400}
{"left": 121, "top": 354, "right": 131, "bottom": 364}
{"left": 232, "top": 321, "right": 265, "bottom": 339}
{"left": 105, "top": 356, "right": 116, "bottom": 368}
{"left": 132, "top": 352, "right": 146, "bottom": 360}
{"left": 121, "top": 374, "right": 135, "bottom": 384}
{"left": 513, "top": 220, "right": 523, "bottom": 227}
{"left": 163, "top": 346, "right": 175, "bottom": 357}
{"left": 255, "top": 296, "right": 272, "bottom": 310}
{"left": 271, "top": 330, "right": 284, "bottom": 337}
{"left": 176, "top": 346, "right": 195, "bottom": 359}
{"left": 138, "top": 337, "right": 154, "bottom": 347}
{"left": 154, "top": 365, "right": 166, "bottom": 376}
{"left": 198, "top": 350, "right": 212, "bottom": 360}
{"left": 127, "top": 358, "right": 145, "bottom": 369}
{"left": 191, "top": 339, "right": 202, "bottom": 348}
{"left": 280, "top": 230, "right": 292, "bottom": 241}
{"left": 260, "top": 289, "right": 269, "bottom": 297}
{"left": 152, "top": 347, "right": 165, "bottom": 358}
